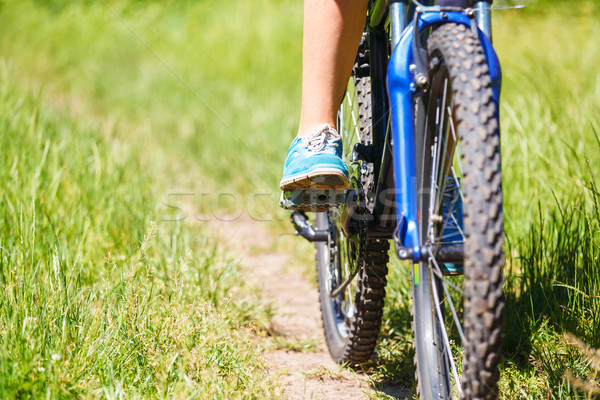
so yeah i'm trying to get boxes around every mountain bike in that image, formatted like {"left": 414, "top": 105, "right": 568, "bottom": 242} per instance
{"left": 288, "top": 0, "right": 504, "bottom": 398}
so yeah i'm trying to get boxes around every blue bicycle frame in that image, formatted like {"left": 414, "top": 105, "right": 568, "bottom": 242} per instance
{"left": 377, "top": 1, "right": 502, "bottom": 262}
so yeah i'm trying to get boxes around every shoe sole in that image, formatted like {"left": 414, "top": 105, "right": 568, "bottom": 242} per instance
{"left": 279, "top": 168, "right": 349, "bottom": 191}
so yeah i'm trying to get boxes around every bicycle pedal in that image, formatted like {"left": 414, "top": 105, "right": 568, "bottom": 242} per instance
{"left": 279, "top": 189, "right": 346, "bottom": 212}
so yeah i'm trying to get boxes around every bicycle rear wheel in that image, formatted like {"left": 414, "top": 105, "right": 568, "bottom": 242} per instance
{"left": 315, "top": 36, "right": 390, "bottom": 364}
{"left": 413, "top": 23, "right": 504, "bottom": 399}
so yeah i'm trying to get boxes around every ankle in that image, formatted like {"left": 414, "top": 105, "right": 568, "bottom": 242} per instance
{"left": 297, "top": 122, "right": 337, "bottom": 138}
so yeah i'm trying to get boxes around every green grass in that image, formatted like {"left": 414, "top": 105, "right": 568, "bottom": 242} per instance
{"left": 496, "top": 1, "right": 600, "bottom": 236}
{"left": 0, "top": 39, "right": 277, "bottom": 400}
{"left": 495, "top": 3, "right": 600, "bottom": 398}
{"left": 0, "top": 1, "right": 303, "bottom": 396}
{"left": 1, "top": 0, "right": 600, "bottom": 398}
{"left": 0, "top": 0, "right": 302, "bottom": 207}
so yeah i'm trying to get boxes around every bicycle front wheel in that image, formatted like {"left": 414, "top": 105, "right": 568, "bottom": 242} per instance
{"left": 413, "top": 23, "right": 505, "bottom": 399}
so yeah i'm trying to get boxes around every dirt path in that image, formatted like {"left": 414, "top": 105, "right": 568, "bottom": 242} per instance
{"left": 209, "top": 215, "right": 411, "bottom": 400}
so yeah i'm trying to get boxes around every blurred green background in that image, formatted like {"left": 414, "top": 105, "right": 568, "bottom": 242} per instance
{"left": 0, "top": 0, "right": 599, "bottom": 398}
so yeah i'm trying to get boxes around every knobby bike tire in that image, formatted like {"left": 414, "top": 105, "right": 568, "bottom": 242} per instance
{"left": 413, "top": 23, "right": 504, "bottom": 399}
{"left": 315, "top": 38, "right": 390, "bottom": 364}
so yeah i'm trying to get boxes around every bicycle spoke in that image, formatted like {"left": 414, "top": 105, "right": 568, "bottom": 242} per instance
{"left": 430, "top": 256, "right": 466, "bottom": 343}
{"left": 429, "top": 266, "right": 463, "bottom": 396}
{"left": 447, "top": 211, "right": 465, "bottom": 242}
{"left": 447, "top": 107, "right": 465, "bottom": 200}
{"left": 433, "top": 79, "right": 450, "bottom": 219}
{"left": 428, "top": 137, "right": 439, "bottom": 241}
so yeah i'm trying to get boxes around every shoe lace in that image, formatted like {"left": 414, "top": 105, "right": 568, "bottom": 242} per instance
{"left": 305, "top": 125, "right": 341, "bottom": 152}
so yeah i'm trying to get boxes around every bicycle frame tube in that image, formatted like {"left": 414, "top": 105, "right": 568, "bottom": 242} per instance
{"left": 386, "top": 11, "right": 501, "bottom": 262}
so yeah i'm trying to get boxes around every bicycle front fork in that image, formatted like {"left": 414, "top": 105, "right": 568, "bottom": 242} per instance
{"left": 386, "top": 8, "right": 501, "bottom": 262}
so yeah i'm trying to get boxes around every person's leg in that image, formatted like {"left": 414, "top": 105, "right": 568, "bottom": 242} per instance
{"left": 279, "top": 0, "right": 367, "bottom": 195}
{"left": 297, "top": 0, "right": 369, "bottom": 137}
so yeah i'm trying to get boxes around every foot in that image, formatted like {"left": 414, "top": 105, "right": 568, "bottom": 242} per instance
{"left": 279, "top": 125, "right": 349, "bottom": 191}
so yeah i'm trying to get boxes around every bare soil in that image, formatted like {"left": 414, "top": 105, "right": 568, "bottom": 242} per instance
{"left": 208, "top": 215, "right": 411, "bottom": 400}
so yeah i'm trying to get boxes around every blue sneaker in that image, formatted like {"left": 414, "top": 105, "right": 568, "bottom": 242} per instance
{"left": 279, "top": 125, "right": 349, "bottom": 191}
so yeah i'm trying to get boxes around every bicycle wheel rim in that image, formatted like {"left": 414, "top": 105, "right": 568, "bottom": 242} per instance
{"left": 316, "top": 209, "right": 359, "bottom": 349}
{"left": 416, "top": 64, "right": 463, "bottom": 399}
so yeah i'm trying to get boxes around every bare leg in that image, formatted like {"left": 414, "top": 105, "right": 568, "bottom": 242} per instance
{"left": 297, "top": 0, "right": 369, "bottom": 137}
